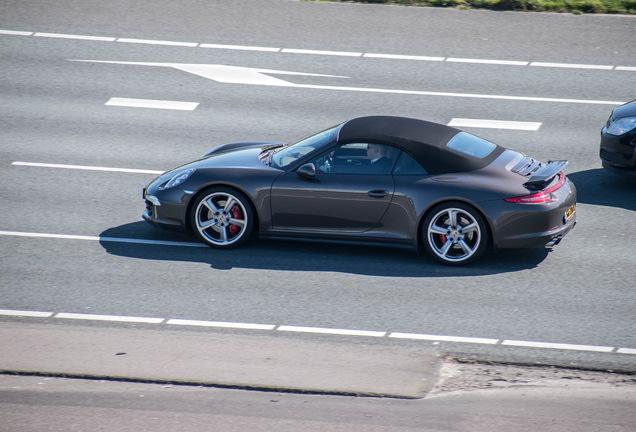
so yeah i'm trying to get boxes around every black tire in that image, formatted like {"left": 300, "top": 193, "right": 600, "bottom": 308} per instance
{"left": 190, "top": 187, "right": 254, "bottom": 249}
{"left": 422, "top": 201, "right": 489, "bottom": 266}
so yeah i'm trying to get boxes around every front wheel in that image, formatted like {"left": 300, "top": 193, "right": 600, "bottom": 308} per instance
{"left": 190, "top": 187, "right": 254, "bottom": 249}
{"left": 422, "top": 202, "right": 489, "bottom": 266}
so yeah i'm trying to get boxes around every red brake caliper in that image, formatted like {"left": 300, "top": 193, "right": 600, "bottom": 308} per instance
{"left": 229, "top": 204, "right": 242, "bottom": 235}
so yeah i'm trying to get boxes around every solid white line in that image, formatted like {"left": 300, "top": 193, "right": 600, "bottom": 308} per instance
{"left": 167, "top": 319, "right": 276, "bottom": 330}
{"left": 116, "top": 38, "right": 198, "bottom": 47}
{"left": 448, "top": 118, "right": 542, "bottom": 131}
{"left": 0, "top": 230, "right": 208, "bottom": 248}
{"left": 199, "top": 43, "right": 280, "bottom": 52}
{"left": 0, "top": 30, "right": 34, "bottom": 36}
{"left": 617, "top": 348, "right": 636, "bottom": 355}
{"left": 56, "top": 312, "right": 164, "bottom": 324}
{"left": 33, "top": 32, "right": 116, "bottom": 42}
{"left": 281, "top": 48, "right": 362, "bottom": 57}
{"left": 616, "top": 66, "right": 636, "bottom": 71}
{"left": 389, "top": 332, "right": 499, "bottom": 344}
{"left": 12, "top": 161, "right": 164, "bottom": 174}
{"left": 501, "top": 340, "right": 614, "bottom": 352}
{"left": 0, "top": 309, "right": 53, "bottom": 318}
{"left": 447, "top": 58, "right": 528, "bottom": 66}
{"left": 105, "top": 97, "right": 199, "bottom": 111}
{"left": 278, "top": 325, "right": 386, "bottom": 337}
{"left": 530, "top": 62, "right": 614, "bottom": 70}
{"left": 363, "top": 53, "right": 445, "bottom": 61}
{"left": 295, "top": 83, "right": 625, "bottom": 106}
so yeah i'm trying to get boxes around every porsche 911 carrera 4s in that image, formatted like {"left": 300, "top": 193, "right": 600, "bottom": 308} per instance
{"left": 143, "top": 116, "right": 577, "bottom": 266}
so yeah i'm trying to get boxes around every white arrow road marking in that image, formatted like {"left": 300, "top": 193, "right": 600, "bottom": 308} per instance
{"left": 69, "top": 60, "right": 347, "bottom": 86}
{"left": 70, "top": 60, "right": 626, "bottom": 106}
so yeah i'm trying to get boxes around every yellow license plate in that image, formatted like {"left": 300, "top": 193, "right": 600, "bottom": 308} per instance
{"left": 564, "top": 203, "right": 576, "bottom": 222}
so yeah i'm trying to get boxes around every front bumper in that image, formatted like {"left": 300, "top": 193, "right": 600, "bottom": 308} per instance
{"left": 599, "top": 129, "right": 636, "bottom": 175}
{"left": 142, "top": 182, "right": 193, "bottom": 233}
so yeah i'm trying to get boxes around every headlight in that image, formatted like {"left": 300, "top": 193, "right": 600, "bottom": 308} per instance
{"left": 160, "top": 169, "right": 195, "bottom": 190}
{"left": 606, "top": 117, "right": 636, "bottom": 136}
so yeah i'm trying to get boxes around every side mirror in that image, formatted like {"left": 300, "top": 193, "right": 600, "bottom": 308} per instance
{"left": 296, "top": 163, "right": 316, "bottom": 179}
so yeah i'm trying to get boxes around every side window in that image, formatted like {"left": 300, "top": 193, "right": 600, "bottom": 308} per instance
{"left": 392, "top": 152, "right": 427, "bottom": 175}
{"left": 311, "top": 143, "right": 400, "bottom": 175}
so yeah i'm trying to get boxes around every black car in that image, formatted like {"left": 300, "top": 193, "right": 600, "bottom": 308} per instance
{"left": 600, "top": 99, "right": 636, "bottom": 175}
{"left": 143, "top": 116, "right": 577, "bottom": 266}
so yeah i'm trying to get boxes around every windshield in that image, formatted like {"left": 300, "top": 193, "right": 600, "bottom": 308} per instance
{"left": 271, "top": 125, "right": 339, "bottom": 169}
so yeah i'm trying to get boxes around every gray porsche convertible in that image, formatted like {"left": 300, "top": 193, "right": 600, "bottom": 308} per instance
{"left": 143, "top": 116, "right": 577, "bottom": 266}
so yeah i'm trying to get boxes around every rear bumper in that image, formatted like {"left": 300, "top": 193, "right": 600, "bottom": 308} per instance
{"left": 484, "top": 179, "right": 577, "bottom": 250}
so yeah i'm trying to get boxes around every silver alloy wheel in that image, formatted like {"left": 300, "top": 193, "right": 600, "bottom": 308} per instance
{"left": 194, "top": 191, "right": 249, "bottom": 247}
{"left": 426, "top": 207, "right": 482, "bottom": 263}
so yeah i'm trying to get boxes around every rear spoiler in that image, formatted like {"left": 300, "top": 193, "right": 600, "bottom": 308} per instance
{"left": 525, "top": 160, "right": 568, "bottom": 185}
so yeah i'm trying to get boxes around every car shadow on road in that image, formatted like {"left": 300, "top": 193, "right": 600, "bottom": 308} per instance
{"left": 99, "top": 222, "right": 549, "bottom": 278}
{"left": 567, "top": 168, "right": 636, "bottom": 211}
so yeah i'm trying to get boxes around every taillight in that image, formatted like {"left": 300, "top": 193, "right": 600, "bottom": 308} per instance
{"left": 504, "top": 172, "right": 566, "bottom": 204}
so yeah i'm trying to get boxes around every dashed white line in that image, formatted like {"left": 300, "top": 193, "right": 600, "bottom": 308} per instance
{"left": 168, "top": 319, "right": 276, "bottom": 330}
{"left": 200, "top": 43, "right": 281, "bottom": 52}
{"left": 530, "top": 62, "right": 614, "bottom": 70}
{"left": 0, "top": 230, "right": 207, "bottom": 248}
{"left": 0, "top": 308, "right": 634, "bottom": 355}
{"left": 116, "top": 38, "right": 198, "bottom": 47}
{"left": 0, "top": 309, "right": 53, "bottom": 317}
{"left": 105, "top": 97, "right": 199, "bottom": 111}
{"left": 2, "top": 28, "right": 635, "bottom": 72}
{"left": 278, "top": 325, "right": 386, "bottom": 337}
{"left": 448, "top": 118, "right": 542, "bottom": 131}
{"left": 12, "top": 161, "right": 164, "bottom": 174}
{"left": 281, "top": 48, "right": 362, "bottom": 57}
{"left": 447, "top": 58, "right": 528, "bottom": 66}
{"left": 34, "top": 32, "right": 116, "bottom": 42}
{"left": 56, "top": 312, "right": 165, "bottom": 324}
{"left": 390, "top": 332, "right": 499, "bottom": 345}
{"left": 501, "top": 340, "right": 614, "bottom": 353}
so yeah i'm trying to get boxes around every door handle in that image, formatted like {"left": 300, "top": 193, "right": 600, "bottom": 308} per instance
{"left": 367, "top": 190, "right": 389, "bottom": 198}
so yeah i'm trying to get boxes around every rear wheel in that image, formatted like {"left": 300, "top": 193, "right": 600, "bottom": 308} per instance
{"left": 190, "top": 187, "right": 254, "bottom": 249}
{"left": 422, "top": 202, "right": 489, "bottom": 266}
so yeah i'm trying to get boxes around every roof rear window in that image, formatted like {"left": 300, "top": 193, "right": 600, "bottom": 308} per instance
{"left": 447, "top": 132, "right": 497, "bottom": 158}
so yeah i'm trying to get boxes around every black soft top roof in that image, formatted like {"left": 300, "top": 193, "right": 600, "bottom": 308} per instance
{"left": 337, "top": 116, "right": 505, "bottom": 175}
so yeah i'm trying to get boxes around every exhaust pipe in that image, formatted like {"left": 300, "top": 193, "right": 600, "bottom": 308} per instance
{"left": 545, "top": 235, "right": 563, "bottom": 248}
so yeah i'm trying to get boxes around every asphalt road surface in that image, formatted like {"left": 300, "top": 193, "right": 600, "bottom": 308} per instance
{"left": 1, "top": 0, "right": 635, "bottom": 402}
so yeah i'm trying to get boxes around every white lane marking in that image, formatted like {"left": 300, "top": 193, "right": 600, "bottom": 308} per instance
{"left": 12, "top": 161, "right": 164, "bottom": 174}
{"left": 3, "top": 29, "right": 635, "bottom": 72}
{"left": 0, "top": 230, "right": 208, "bottom": 248}
{"left": 167, "top": 319, "right": 276, "bottom": 330}
{"left": 200, "top": 43, "right": 280, "bottom": 52}
{"left": 501, "top": 340, "right": 614, "bottom": 352}
{"left": 0, "top": 309, "right": 53, "bottom": 317}
{"left": 281, "top": 48, "right": 362, "bottom": 57}
{"left": 71, "top": 60, "right": 347, "bottom": 87}
{"left": 116, "top": 38, "right": 198, "bottom": 47}
{"left": 1, "top": 308, "right": 633, "bottom": 355}
{"left": 447, "top": 58, "right": 528, "bottom": 66}
{"left": 105, "top": 97, "right": 199, "bottom": 111}
{"left": 73, "top": 60, "right": 626, "bottom": 106}
{"left": 530, "top": 62, "right": 614, "bottom": 70}
{"left": 448, "top": 118, "right": 542, "bottom": 131}
{"left": 389, "top": 332, "right": 499, "bottom": 344}
{"left": 0, "top": 30, "right": 34, "bottom": 36}
{"left": 364, "top": 53, "right": 444, "bottom": 61}
{"left": 56, "top": 312, "right": 164, "bottom": 324}
{"left": 34, "top": 32, "right": 116, "bottom": 42}
{"left": 278, "top": 325, "right": 386, "bottom": 337}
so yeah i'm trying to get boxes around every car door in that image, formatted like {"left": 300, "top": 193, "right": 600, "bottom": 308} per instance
{"left": 270, "top": 143, "right": 396, "bottom": 233}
